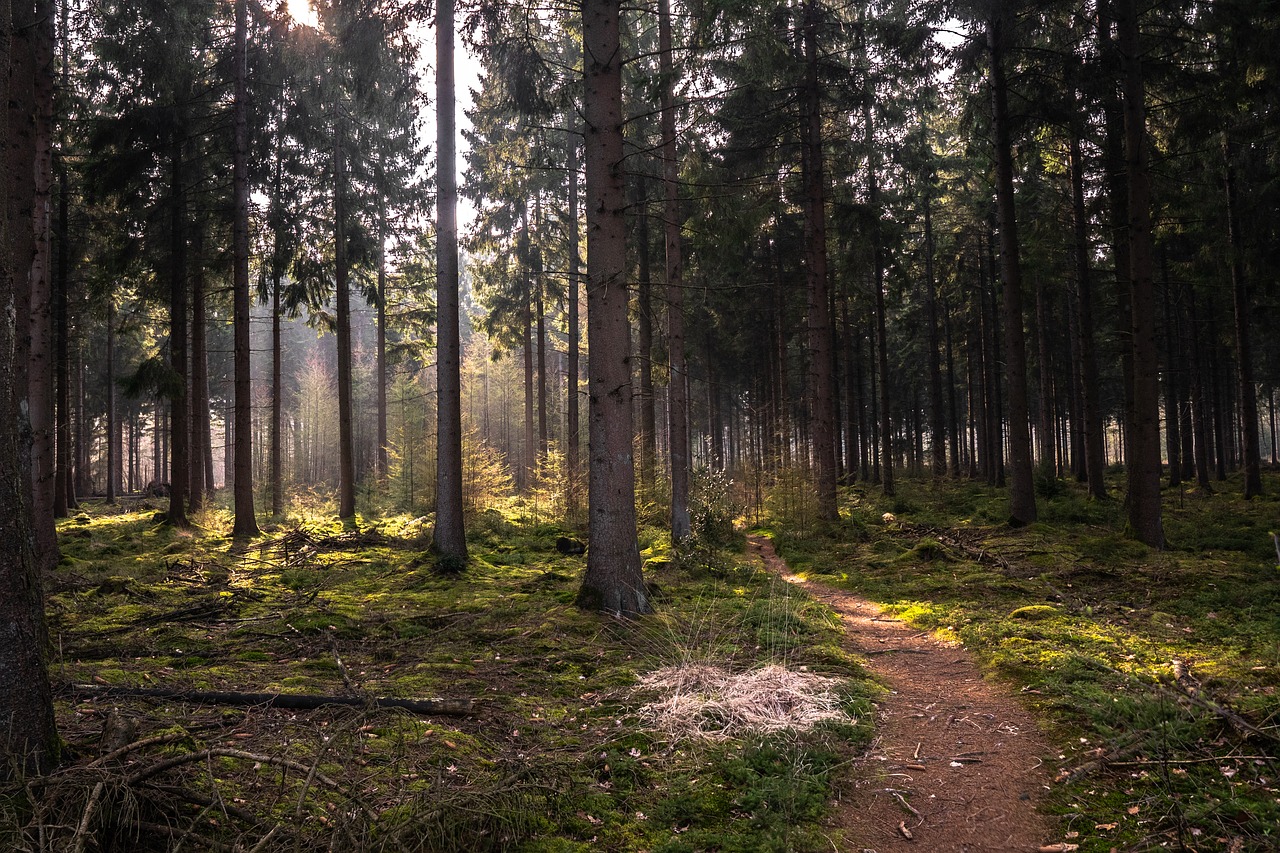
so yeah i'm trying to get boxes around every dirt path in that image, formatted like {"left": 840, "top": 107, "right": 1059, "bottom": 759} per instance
{"left": 749, "top": 535, "right": 1061, "bottom": 853}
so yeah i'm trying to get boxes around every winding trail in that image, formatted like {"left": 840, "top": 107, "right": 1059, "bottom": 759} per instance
{"left": 750, "top": 535, "right": 1060, "bottom": 852}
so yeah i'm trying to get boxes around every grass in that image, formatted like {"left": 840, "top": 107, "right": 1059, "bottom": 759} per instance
{"left": 4, "top": 494, "right": 875, "bottom": 852}
{"left": 763, "top": 469, "right": 1280, "bottom": 853}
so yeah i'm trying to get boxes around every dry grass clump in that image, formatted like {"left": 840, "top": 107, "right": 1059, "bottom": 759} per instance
{"left": 636, "top": 663, "right": 853, "bottom": 741}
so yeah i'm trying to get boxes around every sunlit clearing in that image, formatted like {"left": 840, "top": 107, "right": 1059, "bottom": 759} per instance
{"left": 287, "top": 0, "right": 318, "bottom": 28}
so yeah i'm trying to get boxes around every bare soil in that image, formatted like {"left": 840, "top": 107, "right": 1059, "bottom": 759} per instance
{"left": 750, "top": 535, "right": 1064, "bottom": 853}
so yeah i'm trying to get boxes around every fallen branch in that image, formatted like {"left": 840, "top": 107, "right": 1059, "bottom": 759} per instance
{"left": 61, "top": 683, "right": 475, "bottom": 717}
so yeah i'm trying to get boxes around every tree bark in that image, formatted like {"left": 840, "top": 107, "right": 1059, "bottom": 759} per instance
{"left": 635, "top": 174, "right": 655, "bottom": 490}
{"left": 334, "top": 122, "right": 355, "bottom": 520}
{"left": 433, "top": 0, "right": 467, "bottom": 560}
{"left": 1223, "top": 135, "right": 1262, "bottom": 499}
{"left": 923, "top": 154, "right": 945, "bottom": 478}
{"left": 1069, "top": 122, "right": 1108, "bottom": 499}
{"left": 863, "top": 80, "right": 893, "bottom": 498}
{"left": 167, "top": 131, "right": 189, "bottom": 527}
{"left": 565, "top": 129, "right": 582, "bottom": 517}
{"left": 801, "top": 0, "right": 837, "bottom": 519}
{"left": 659, "top": 0, "right": 689, "bottom": 541}
{"left": 1, "top": 0, "right": 59, "bottom": 774}
{"left": 1117, "top": 0, "right": 1164, "bottom": 547}
{"left": 232, "top": 0, "right": 257, "bottom": 535}
{"left": 987, "top": 11, "right": 1036, "bottom": 525}
{"left": 578, "top": 0, "right": 647, "bottom": 614}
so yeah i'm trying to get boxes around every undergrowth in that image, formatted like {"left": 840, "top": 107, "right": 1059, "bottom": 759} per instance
{"left": 3, "top": 495, "right": 874, "bottom": 852}
{"left": 764, "top": 470, "right": 1280, "bottom": 853}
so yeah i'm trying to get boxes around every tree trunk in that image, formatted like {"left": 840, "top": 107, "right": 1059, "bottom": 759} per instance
{"left": 520, "top": 200, "right": 533, "bottom": 490}
{"left": 1069, "top": 123, "right": 1108, "bottom": 498}
{"left": 801, "top": 0, "right": 837, "bottom": 519}
{"left": 577, "top": 0, "right": 647, "bottom": 614}
{"left": 923, "top": 156, "right": 945, "bottom": 478}
{"left": 189, "top": 226, "right": 207, "bottom": 510}
{"left": 376, "top": 186, "right": 388, "bottom": 483}
{"left": 231, "top": 0, "right": 257, "bottom": 535}
{"left": 167, "top": 132, "right": 189, "bottom": 528}
{"left": 988, "top": 11, "right": 1036, "bottom": 525}
{"left": 635, "top": 174, "right": 655, "bottom": 491}
{"left": 565, "top": 129, "right": 582, "bottom": 517}
{"left": 864, "top": 90, "right": 894, "bottom": 498}
{"left": 433, "top": 0, "right": 467, "bottom": 560}
{"left": 659, "top": 0, "right": 689, "bottom": 541}
{"left": 1, "top": 0, "right": 58, "bottom": 774}
{"left": 271, "top": 277, "right": 283, "bottom": 517}
{"left": 534, "top": 196, "right": 548, "bottom": 460}
{"left": 1117, "top": 0, "right": 1164, "bottom": 547}
{"left": 1160, "top": 250, "right": 1181, "bottom": 488}
{"left": 334, "top": 123, "right": 355, "bottom": 520}
{"left": 1223, "top": 135, "right": 1262, "bottom": 498}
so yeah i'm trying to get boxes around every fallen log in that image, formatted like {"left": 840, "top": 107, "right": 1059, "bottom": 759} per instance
{"left": 60, "top": 683, "right": 475, "bottom": 716}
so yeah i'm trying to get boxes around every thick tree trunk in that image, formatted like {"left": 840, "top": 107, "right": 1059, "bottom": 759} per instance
{"left": 1117, "top": 0, "right": 1164, "bottom": 547}
{"left": 1, "top": 0, "right": 58, "bottom": 775}
{"left": 433, "top": 0, "right": 467, "bottom": 560}
{"left": 802, "top": 0, "right": 837, "bottom": 519}
{"left": 534, "top": 197, "right": 548, "bottom": 460}
{"left": 988, "top": 12, "right": 1036, "bottom": 525}
{"left": 106, "top": 296, "right": 117, "bottom": 501}
{"left": 578, "top": 0, "right": 647, "bottom": 614}
{"left": 520, "top": 200, "right": 534, "bottom": 490}
{"left": 1223, "top": 136, "right": 1262, "bottom": 499}
{"left": 659, "top": 0, "right": 689, "bottom": 541}
{"left": 231, "top": 0, "right": 257, "bottom": 535}
{"left": 271, "top": 278, "right": 283, "bottom": 517}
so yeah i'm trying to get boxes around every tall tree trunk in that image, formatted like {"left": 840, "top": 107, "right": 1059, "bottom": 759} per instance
{"left": 801, "top": 0, "right": 837, "bottom": 519}
{"left": 659, "top": 0, "right": 689, "bottom": 541}
{"left": 923, "top": 157, "right": 945, "bottom": 478}
{"left": 1, "top": 0, "right": 58, "bottom": 774}
{"left": 1069, "top": 122, "right": 1108, "bottom": 498}
{"left": 376, "top": 186, "right": 388, "bottom": 482}
{"left": 520, "top": 200, "right": 534, "bottom": 489}
{"left": 1034, "top": 271, "right": 1055, "bottom": 475}
{"left": 1117, "top": 0, "right": 1164, "bottom": 547}
{"left": 534, "top": 196, "right": 548, "bottom": 460}
{"left": 565, "top": 129, "right": 582, "bottom": 517}
{"left": 1223, "top": 135, "right": 1262, "bottom": 498}
{"left": 167, "top": 132, "right": 189, "bottom": 528}
{"left": 635, "top": 174, "right": 655, "bottom": 490}
{"left": 106, "top": 296, "right": 117, "bottom": 501}
{"left": 864, "top": 89, "right": 894, "bottom": 497}
{"left": 944, "top": 294, "right": 962, "bottom": 476}
{"left": 1160, "top": 251, "right": 1181, "bottom": 488}
{"left": 1188, "top": 286, "right": 1212, "bottom": 490}
{"left": 433, "top": 0, "right": 467, "bottom": 560}
{"left": 577, "top": 0, "right": 647, "bottom": 614}
{"left": 271, "top": 278, "right": 283, "bottom": 516}
{"left": 231, "top": 0, "right": 257, "bottom": 535}
{"left": 189, "top": 226, "right": 207, "bottom": 510}
{"left": 334, "top": 122, "right": 355, "bottom": 520}
{"left": 20, "top": 0, "right": 56, "bottom": 560}
{"left": 987, "top": 11, "right": 1036, "bottom": 525}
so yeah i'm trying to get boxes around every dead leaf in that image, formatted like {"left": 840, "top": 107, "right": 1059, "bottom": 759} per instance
{"left": 1095, "top": 823, "right": 1117, "bottom": 831}
{"left": 898, "top": 820, "right": 913, "bottom": 840}
{"left": 1127, "top": 805, "right": 1140, "bottom": 815}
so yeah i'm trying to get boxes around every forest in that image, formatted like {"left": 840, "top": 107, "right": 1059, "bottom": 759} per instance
{"left": 1, "top": 0, "right": 1279, "bottom": 850}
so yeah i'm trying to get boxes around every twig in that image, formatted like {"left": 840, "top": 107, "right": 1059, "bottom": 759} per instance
{"left": 898, "top": 820, "right": 914, "bottom": 840}
{"left": 70, "top": 781, "right": 105, "bottom": 853}
{"left": 126, "top": 747, "right": 340, "bottom": 788}
{"left": 890, "top": 790, "right": 920, "bottom": 817}
{"left": 87, "top": 731, "right": 189, "bottom": 767}
{"left": 61, "top": 683, "right": 475, "bottom": 716}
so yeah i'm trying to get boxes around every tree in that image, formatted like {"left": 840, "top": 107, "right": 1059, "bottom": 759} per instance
{"left": 1, "top": 0, "right": 58, "bottom": 773}
{"left": 576, "top": 0, "right": 648, "bottom": 615}
{"left": 434, "top": 0, "right": 467, "bottom": 562}
{"left": 1116, "top": 0, "right": 1163, "bottom": 547}
{"left": 986, "top": 5, "right": 1036, "bottom": 526}
{"left": 659, "top": 0, "right": 689, "bottom": 541}
{"left": 231, "top": 0, "right": 258, "bottom": 537}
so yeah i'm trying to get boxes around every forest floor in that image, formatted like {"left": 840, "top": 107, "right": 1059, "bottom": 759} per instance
{"left": 4, "top": 471, "right": 1280, "bottom": 852}
{"left": 751, "top": 534, "right": 1056, "bottom": 851}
